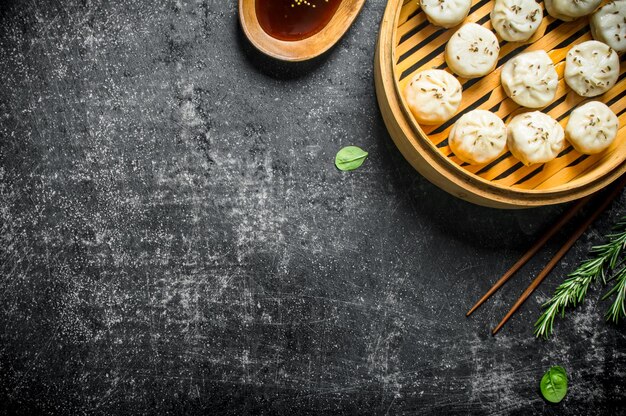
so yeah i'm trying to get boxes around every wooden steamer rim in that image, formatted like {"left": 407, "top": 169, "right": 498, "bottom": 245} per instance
{"left": 375, "top": 0, "right": 626, "bottom": 208}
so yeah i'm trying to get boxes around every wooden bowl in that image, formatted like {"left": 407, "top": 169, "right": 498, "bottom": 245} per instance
{"left": 375, "top": 0, "right": 626, "bottom": 208}
{"left": 239, "top": 0, "right": 366, "bottom": 62}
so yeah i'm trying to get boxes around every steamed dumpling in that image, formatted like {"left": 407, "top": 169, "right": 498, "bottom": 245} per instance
{"left": 449, "top": 110, "right": 507, "bottom": 164}
{"left": 590, "top": 0, "right": 626, "bottom": 53}
{"left": 420, "top": 0, "right": 471, "bottom": 28}
{"left": 545, "top": 0, "right": 601, "bottom": 21}
{"left": 566, "top": 101, "right": 619, "bottom": 154}
{"left": 445, "top": 23, "right": 500, "bottom": 78}
{"left": 564, "top": 41, "right": 619, "bottom": 97}
{"left": 404, "top": 69, "right": 463, "bottom": 125}
{"left": 490, "top": 0, "right": 543, "bottom": 42}
{"left": 501, "top": 51, "right": 558, "bottom": 108}
{"left": 507, "top": 111, "right": 565, "bottom": 165}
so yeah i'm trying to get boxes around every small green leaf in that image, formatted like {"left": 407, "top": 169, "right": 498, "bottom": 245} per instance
{"left": 335, "top": 146, "right": 368, "bottom": 171}
{"left": 540, "top": 366, "right": 568, "bottom": 404}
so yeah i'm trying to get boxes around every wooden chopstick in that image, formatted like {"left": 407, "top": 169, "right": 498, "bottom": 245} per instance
{"left": 492, "top": 174, "right": 626, "bottom": 335}
{"left": 466, "top": 194, "right": 592, "bottom": 317}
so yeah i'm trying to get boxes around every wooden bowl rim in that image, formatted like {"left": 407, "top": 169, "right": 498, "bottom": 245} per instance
{"left": 239, "top": 0, "right": 366, "bottom": 62}
{"left": 387, "top": 0, "right": 626, "bottom": 196}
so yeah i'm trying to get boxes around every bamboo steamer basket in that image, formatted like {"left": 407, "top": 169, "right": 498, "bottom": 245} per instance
{"left": 374, "top": 0, "right": 626, "bottom": 208}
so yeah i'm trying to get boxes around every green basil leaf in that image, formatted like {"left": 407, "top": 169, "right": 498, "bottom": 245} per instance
{"left": 540, "top": 366, "right": 568, "bottom": 403}
{"left": 335, "top": 146, "right": 368, "bottom": 171}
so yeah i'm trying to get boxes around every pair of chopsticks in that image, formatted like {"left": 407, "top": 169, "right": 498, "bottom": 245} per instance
{"left": 467, "top": 174, "right": 626, "bottom": 335}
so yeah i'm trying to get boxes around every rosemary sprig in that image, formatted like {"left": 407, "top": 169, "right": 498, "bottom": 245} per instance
{"left": 534, "top": 216, "right": 626, "bottom": 338}
{"left": 603, "top": 266, "right": 626, "bottom": 324}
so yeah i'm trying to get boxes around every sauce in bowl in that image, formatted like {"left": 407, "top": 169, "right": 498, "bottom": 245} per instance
{"left": 255, "top": 0, "right": 343, "bottom": 41}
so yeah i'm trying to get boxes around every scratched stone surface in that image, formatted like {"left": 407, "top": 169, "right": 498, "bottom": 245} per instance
{"left": 0, "top": 0, "right": 625, "bottom": 414}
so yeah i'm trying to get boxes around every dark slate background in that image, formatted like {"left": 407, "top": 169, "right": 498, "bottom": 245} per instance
{"left": 0, "top": 0, "right": 624, "bottom": 414}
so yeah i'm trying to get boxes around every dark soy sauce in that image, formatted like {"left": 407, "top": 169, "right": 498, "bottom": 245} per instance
{"left": 256, "top": 0, "right": 343, "bottom": 41}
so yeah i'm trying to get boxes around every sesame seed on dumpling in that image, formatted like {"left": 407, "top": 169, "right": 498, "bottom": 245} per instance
{"left": 491, "top": 0, "right": 543, "bottom": 42}
{"left": 420, "top": 0, "right": 471, "bottom": 28}
{"left": 449, "top": 110, "right": 507, "bottom": 165}
{"left": 507, "top": 111, "right": 565, "bottom": 165}
{"left": 566, "top": 102, "right": 619, "bottom": 154}
{"left": 544, "top": 0, "right": 601, "bottom": 21}
{"left": 445, "top": 23, "right": 500, "bottom": 79}
{"left": 564, "top": 41, "right": 619, "bottom": 97}
{"left": 404, "top": 69, "right": 462, "bottom": 125}
{"left": 590, "top": 0, "right": 626, "bottom": 54}
{"left": 501, "top": 51, "right": 558, "bottom": 108}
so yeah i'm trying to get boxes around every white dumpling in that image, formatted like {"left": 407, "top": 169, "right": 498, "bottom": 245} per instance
{"left": 404, "top": 69, "right": 463, "bottom": 125}
{"left": 507, "top": 111, "right": 565, "bottom": 165}
{"left": 545, "top": 0, "right": 601, "bottom": 21}
{"left": 564, "top": 41, "right": 619, "bottom": 97}
{"left": 420, "top": 0, "right": 471, "bottom": 28}
{"left": 449, "top": 110, "right": 507, "bottom": 164}
{"left": 490, "top": 0, "right": 543, "bottom": 42}
{"left": 590, "top": 0, "right": 626, "bottom": 54}
{"left": 501, "top": 51, "right": 558, "bottom": 108}
{"left": 445, "top": 23, "right": 500, "bottom": 78}
{"left": 566, "top": 101, "right": 619, "bottom": 154}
